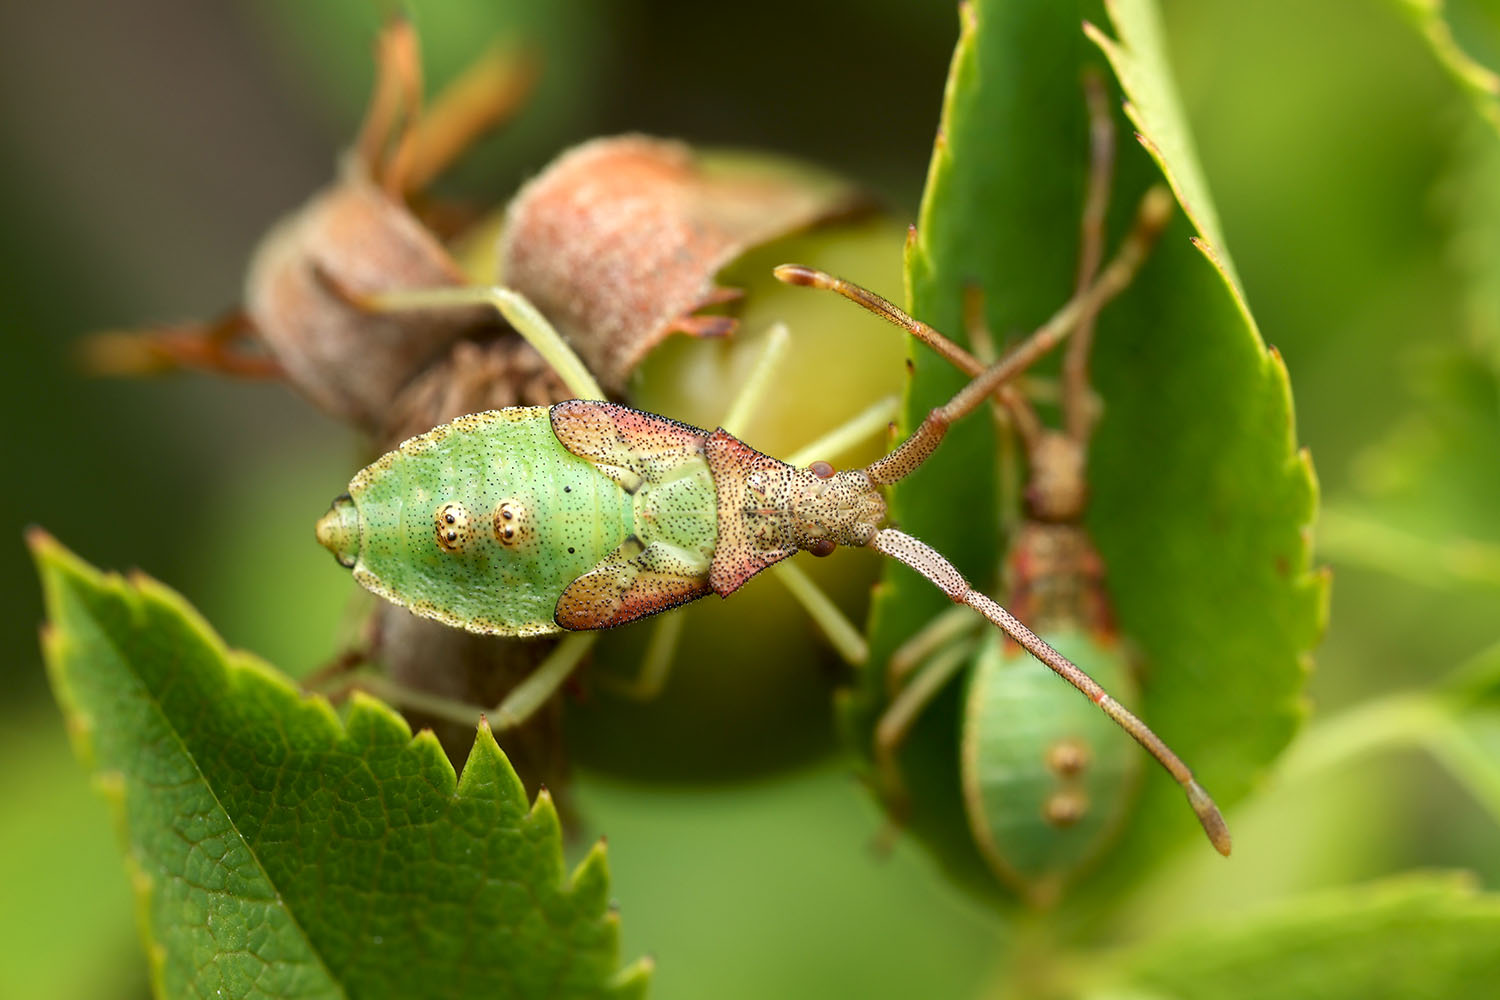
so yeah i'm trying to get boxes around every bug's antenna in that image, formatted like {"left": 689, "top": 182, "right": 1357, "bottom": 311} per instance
{"left": 775, "top": 185, "right": 1173, "bottom": 486}
{"left": 869, "top": 528, "right": 1231, "bottom": 855}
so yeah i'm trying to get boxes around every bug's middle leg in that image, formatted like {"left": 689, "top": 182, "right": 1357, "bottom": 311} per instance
{"left": 715, "top": 322, "right": 908, "bottom": 666}
{"left": 594, "top": 612, "right": 686, "bottom": 701}
{"left": 348, "top": 631, "right": 599, "bottom": 729}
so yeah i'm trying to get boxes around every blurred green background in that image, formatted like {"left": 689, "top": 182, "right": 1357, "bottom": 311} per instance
{"left": 2, "top": 1, "right": 1497, "bottom": 997}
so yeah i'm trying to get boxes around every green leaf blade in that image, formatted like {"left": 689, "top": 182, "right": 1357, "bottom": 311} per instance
{"left": 852, "top": 0, "right": 1326, "bottom": 908}
{"left": 32, "top": 530, "right": 647, "bottom": 1000}
{"left": 1106, "top": 874, "right": 1500, "bottom": 1000}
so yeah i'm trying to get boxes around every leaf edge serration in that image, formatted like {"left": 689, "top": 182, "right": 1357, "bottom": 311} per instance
{"left": 28, "top": 527, "right": 651, "bottom": 1000}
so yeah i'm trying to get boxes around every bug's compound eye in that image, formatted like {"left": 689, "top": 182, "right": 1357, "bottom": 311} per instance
{"left": 809, "top": 460, "right": 835, "bottom": 480}
{"left": 806, "top": 537, "right": 836, "bottom": 558}
{"left": 433, "top": 502, "right": 473, "bottom": 554}
{"left": 492, "top": 499, "right": 537, "bottom": 550}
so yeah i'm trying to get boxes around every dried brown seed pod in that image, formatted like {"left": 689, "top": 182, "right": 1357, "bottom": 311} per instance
{"left": 381, "top": 337, "right": 570, "bottom": 447}
{"left": 498, "top": 134, "right": 868, "bottom": 392}
{"left": 85, "top": 19, "right": 531, "bottom": 434}
{"left": 245, "top": 165, "right": 489, "bottom": 430}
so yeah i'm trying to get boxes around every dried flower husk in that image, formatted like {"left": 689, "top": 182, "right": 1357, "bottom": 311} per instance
{"left": 498, "top": 134, "right": 867, "bottom": 392}
{"left": 245, "top": 162, "right": 492, "bottom": 431}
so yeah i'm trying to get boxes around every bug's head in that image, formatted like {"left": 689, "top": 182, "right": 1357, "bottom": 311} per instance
{"left": 315, "top": 493, "right": 360, "bottom": 569}
{"left": 792, "top": 464, "right": 887, "bottom": 553}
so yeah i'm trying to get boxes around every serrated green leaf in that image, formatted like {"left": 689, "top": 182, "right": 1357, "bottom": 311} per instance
{"left": 31, "top": 530, "right": 649, "bottom": 1000}
{"left": 1100, "top": 874, "right": 1500, "bottom": 1000}
{"left": 851, "top": 0, "right": 1324, "bottom": 908}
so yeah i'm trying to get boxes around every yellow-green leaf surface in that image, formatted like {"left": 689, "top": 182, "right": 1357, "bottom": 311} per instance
{"left": 853, "top": 0, "right": 1325, "bottom": 905}
{"left": 32, "top": 531, "right": 649, "bottom": 1000}
{"left": 1101, "top": 874, "right": 1500, "bottom": 999}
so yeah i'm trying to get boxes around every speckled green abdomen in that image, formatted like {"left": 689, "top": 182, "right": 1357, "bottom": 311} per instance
{"left": 322, "top": 408, "right": 633, "bottom": 636}
{"left": 961, "top": 628, "right": 1140, "bottom": 904}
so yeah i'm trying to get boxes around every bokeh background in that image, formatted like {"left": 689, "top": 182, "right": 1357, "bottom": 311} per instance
{"left": 2, "top": 1, "right": 1497, "bottom": 997}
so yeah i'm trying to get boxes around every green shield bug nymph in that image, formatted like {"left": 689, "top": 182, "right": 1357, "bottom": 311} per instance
{"left": 312, "top": 172, "right": 1232, "bottom": 857}
{"left": 865, "top": 77, "right": 1154, "bottom": 902}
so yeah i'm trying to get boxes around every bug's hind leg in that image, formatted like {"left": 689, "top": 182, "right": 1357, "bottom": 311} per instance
{"left": 344, "top": 632, "right": 600, "bottom": 729}
{"left": 595, "top": 612, "right": 687, "bottom": 701}
{"left": 365, "top": 284, "right": 607, "bottom": 401}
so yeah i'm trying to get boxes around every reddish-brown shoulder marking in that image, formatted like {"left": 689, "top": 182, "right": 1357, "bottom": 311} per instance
{"left": 549, "top": 399, "right": 707, "bottom": 491}
{"left": 554, "top": 537, "right": 711, "bottom": 629}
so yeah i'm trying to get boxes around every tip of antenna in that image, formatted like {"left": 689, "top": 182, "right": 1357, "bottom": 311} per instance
{"left": 773, "top": 263, "right": 822, "bottom": 287}
{"left": 1187, "top": 780, "right": 1232, "bottom": 856}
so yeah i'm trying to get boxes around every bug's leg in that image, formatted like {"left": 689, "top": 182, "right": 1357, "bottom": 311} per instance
{"left": 353, "top": 632, "right": 599, "bottom": 729}
{"left": 774, "top": 184, "right": 1173, "bottom": 486}
{"left": 487, "top": 632, "right": 598, "bottom": 729}
{"left": 1063, "top": 69, "right": 1117, "bottom": 445}
{"left": 770, "top": 560, "right": 869, "bottom": 665}
{"left": 873, "top": 637, "right": 979, "bottom": 818}
{"left": 782, "top": 396, "right": 901, "bottom": 469}
{"left": 300, "top": 646, "right": 375, "bottom": 696}
{"left": 868, "top": 527, "right": 1232, "bottom": 855}
{"left": 886, "top": 605, "right": 978, "bottom": 696}
{"left": 595, "top": 612, "right": 686, "bottom": 701}
{"left": 365, "top": 285, "right": 607, "bottom": 400}
{"left": 717, "top": 322, "right": 791, "bottom": 438}
{"left": 712, "top": 321, "right": 885, "bottom": 664}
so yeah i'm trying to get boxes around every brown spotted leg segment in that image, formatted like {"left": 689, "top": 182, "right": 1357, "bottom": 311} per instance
{"left": 869, "top": 527, "right": 1232, "bottom": 856}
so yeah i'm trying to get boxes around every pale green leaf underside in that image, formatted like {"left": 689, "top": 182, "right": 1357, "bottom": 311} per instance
{"left": 1102, "top": 874, "right": 1500, "bottom": 1000}
{"left": 33, "top": 532, "right": 649, "bottom": 1000}
{"left": 854, "top": 0, "right": 1324, "bottom": 907}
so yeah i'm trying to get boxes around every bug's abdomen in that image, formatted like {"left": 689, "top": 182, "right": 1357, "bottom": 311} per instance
{"left": 347, "top": 408, "right": 632, "bottom": 636}
{"left": 960, "top": 628, "right": 1140, "bottom": 905}
{"left": 959, "top": 520, "right": 1139, "bottom": 903}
